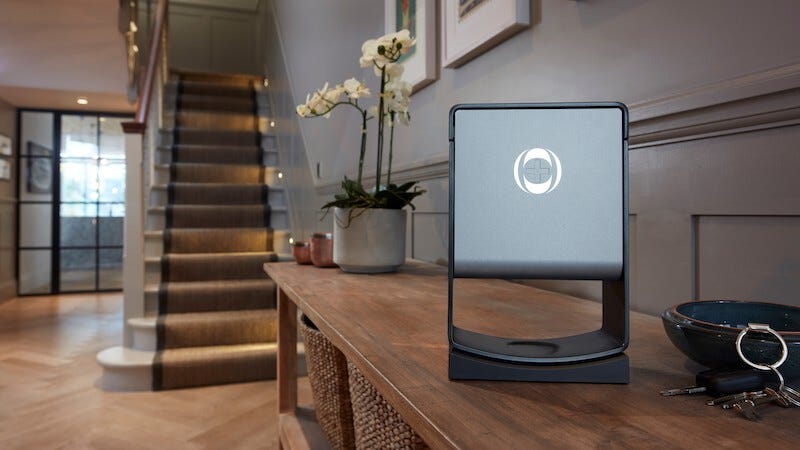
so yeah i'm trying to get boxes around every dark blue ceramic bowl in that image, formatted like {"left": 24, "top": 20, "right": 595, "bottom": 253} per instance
{"left": 662, "top": 300, "right": 800, "bottom": 379}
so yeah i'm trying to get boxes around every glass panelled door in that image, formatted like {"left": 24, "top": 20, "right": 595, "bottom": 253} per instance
{"left": 17, "top": 111, "right": 129, "bottom": 295}
{"left": 59, "top": 115, "right": 126, "bottom": 292}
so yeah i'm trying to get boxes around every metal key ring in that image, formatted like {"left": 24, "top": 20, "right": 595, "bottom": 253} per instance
{"left": 735, "top": 323, "right": 788, "bottom": 371}
{"left": 769, "top": 365, "right": 785, "bottom": 390}
{"left": 779, "top": 385, "right": 800, "bottom": 408}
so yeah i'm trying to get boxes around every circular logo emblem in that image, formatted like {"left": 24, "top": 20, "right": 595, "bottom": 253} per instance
{"left": 513, "top": 148, "right": 562, "bottom": 195}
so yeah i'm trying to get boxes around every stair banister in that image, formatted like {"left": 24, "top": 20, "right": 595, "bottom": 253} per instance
{"left": 121, "top": 0, "right": 168, "bottom": 346}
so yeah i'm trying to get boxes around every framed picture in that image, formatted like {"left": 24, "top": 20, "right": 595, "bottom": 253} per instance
{"left": 0, "top": 134, "right": 10, "bottom": 156}
{"left": 385, "top": 0, "right": 438, "bottom": 93}
{"left": 441, "top": 0, "right": 529, "bottom": 68}
{"left": 26, "top": 141, "right": 52, "bottom": 194}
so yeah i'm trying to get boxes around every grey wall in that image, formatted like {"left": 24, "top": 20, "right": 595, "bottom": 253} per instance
{"left": 265, "top": 0, "right": 800, "bottom": 315}
{"left": 169, "top": 0, "right": 262, "bottom": 75}
{"left": 0, "top": 97, "right": 16, "bottom": 303}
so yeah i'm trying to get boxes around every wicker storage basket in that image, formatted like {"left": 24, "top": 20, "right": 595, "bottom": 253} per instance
{"left": 347, "top": 361, "right": 429, "bottom": 450}
{"left": 299, "top": 314, "right": 356, "bottom": 450}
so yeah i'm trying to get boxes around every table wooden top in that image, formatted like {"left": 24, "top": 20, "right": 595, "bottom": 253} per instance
{"left": 264, "top": 260, "right": 799, "bottom": 449}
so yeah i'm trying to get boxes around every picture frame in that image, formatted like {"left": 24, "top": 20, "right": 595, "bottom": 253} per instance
{"left": 441, "top": 0, "right": 529, "bottom": 68}
{"left": 26, "top": 141, "right": 53, "bottom": 194}
{"left": 385, "top": 0, "right": 438, "bottom": 93}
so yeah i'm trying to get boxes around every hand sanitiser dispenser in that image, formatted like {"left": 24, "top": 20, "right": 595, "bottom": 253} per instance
{"left": 448, "top": 103, "right": 630, "bottom": 383}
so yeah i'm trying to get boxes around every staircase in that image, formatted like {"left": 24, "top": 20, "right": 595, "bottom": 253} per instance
{"left": 99, "top": 71, "right": 300, "bottom": 390}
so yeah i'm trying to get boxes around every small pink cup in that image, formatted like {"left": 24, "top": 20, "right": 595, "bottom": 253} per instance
{"left": 310, "top": 233, "right": 337, "bottom": 267}
{"left": 291, "top": 241, "right": 312, "bottom": 265}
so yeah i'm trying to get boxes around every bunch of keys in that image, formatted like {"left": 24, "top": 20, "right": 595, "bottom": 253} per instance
{"left": 726, "top": 323, "right": 800, "bottom": 420}
{"left": 662, "top": 323, "right": 800, "bottom": 421}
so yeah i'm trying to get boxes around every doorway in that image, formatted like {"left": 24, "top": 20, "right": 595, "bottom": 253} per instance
{"left": 17, "top": 110, "right": 131, "bottom": 295}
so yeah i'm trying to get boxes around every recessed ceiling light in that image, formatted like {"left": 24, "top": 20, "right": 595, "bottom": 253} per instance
{"left": 77, "top": 97, "right": 88, "bottom": 105}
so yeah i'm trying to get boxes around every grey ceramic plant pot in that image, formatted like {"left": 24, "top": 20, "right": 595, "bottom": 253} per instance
{"left": 333, "top": 207, "right": 406, "bottom": 273}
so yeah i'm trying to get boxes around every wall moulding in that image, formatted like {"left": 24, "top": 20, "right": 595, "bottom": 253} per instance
{"left": 629, "top": 61, "right": 800, "bottom": 147}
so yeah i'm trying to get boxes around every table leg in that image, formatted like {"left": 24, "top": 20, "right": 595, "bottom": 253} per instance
{"left": 277, "top": 287, "right": 297, "bottom": 415}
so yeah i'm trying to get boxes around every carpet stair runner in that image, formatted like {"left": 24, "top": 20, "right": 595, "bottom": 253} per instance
{"left": 153, "top": 72, "right": 280, "bottom": 390}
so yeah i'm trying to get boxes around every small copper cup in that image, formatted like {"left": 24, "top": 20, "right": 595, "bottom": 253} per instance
{"left": 310, "top": 232, "right": 337, "bottom": 267}
{"left": 291, "top": 241, "right": 312, "bottom": 265}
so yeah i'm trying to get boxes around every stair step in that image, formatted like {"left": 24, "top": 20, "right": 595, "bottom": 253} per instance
{"left": 164, "top": 227, "right": 275, "bottom": 253}
{"left": 97, "top": 343, "right": 306, "bottom": 391}
{"left": 176, "top": 110, "right": 258, "bottom": 131}
{"left": 152, "top": 278, "right": 277, "bottom": 314}
{"left": 150, "top": 183, "right": 284, "bottom": 206}
{"left": 173, "top": 163, "right": 262, "bottom": 183}
{"left": 161, "top": 309, "right": 278, "bottom": 349}
{"left": 175, "top": 128, "right": 261, "bottom": 146}
{"left": 148, "top": 204, "right": 288, "bottom": 230}
{"left": 157, "top": 144, "right": 274, "bottom": 165}
{"left": 171, "top": 69, "right": 261, "bottom": 85}
{"left": 167, "top": 204, "right": 273, "bottom": 228}
{"left": 180, "top": 80, "right": 254, "bottom": 97}
{"left": 154, "top": 164, "right": 281, "bottom": 186}
{"left": 144, "top": 252, "right": 294, "bottom": 288}
{"left": 161, "top": 251, "right": 279, "bottom": 282}
{"left": 145, "top": 229, "right": 291, "bottom": 260}
{"left": 158, "top": 129, "right": 275, "bottom": 149}
{"left": 179, "top": 94, "right": 255, "bottom": 113}
{"left": 129, "top": 317, "right": 158, "bottom": 351}
{"left": 96, "top": 346, "right": 154, "bottom": 391}
{"left": 155, "top": 343, "right": 282, "bottom": 390}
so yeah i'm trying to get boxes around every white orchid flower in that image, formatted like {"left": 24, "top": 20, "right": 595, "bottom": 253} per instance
{"left": 367, "top": 105, "right": 378, "bottom": 119}
{"left": 324, "top": 84, "right": 345, "bottom": 104}
{"left": 385, "top": 63, "right": 404, "bottom": 79}
{"left": 296, "top": 103, "right": 310, "bottom": 117}
{"left": 343, "top": 78, "right": 370, "bottom": 99}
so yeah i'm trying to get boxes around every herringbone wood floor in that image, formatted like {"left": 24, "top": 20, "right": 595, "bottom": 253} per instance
{"left": 0, "top": 293, "right": 311, "bottom": 449}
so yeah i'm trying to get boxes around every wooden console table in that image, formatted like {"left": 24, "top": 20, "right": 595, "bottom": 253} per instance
{"left": 265, "top": 261, "right": 799, "bottom": 449}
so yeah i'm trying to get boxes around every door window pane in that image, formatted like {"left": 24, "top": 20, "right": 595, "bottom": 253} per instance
{"left": 19, "top": 204, "right": 52, "bottom": 247}
{"left": 61, "top": 116, "right": 98, "bottom": 158}
{"left": 99, "top": 203, "right": 125, "bottom": 217}
{"left": 60, "top": 249, "right": 96, "bottom": 292}
{"left": 99, "top": 117, "right": 126, "bottom": 160}
{"left": 99, "top": 217, "right": 123, "bottom": 247}
{"left": 61, "top": 160, "right": 99, "bottom": 202}
{"left": 99, "top": 248, "right": 123, "bottom": 290}
{"left": 98, "top": 162, "right": 125, "bottom": 202}
{"left": 19, "top": 250, "right": 52, "bottom": 294}
{"left": 60, "top": 214, "right": 97, "bottom": 247}
{"left": 19, "top": 112, "right": 54, "bottom": 202}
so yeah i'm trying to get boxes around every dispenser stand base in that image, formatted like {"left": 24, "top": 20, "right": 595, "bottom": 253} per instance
{"left": 449, "top": 348, "right": 630, "bottom": 383}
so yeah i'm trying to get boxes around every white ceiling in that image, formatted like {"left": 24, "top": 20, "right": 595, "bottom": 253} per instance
{"left": 0, "top": 0, "right": 133, "bottom": 112}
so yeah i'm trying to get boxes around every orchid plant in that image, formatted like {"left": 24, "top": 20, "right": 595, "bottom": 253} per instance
{"left": 296, "top": 29, "right": 425, "bottom": 212}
